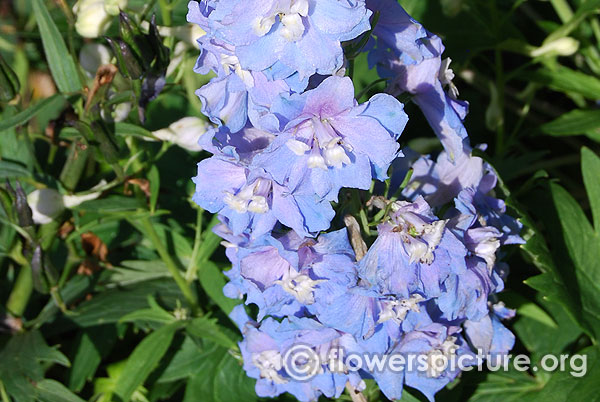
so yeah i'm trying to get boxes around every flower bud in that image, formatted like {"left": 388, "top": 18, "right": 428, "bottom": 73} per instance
{"left": 152, "top": 117, "right": 209, "bottom": 152}
{"left": 105, "top": 37, "right": 143, "bottom": 79}
{"left": 104, "top": 0, "right": 125, "bottom": 16}
{"left": 147, "top": 15, "right": 170, "bottom": 71}
{"left": 531, "top": 37, "right": 580, "bottom": 58}
{"left": 27, "top": 188, "right": 65, "bottom": 225}
{"left": 118, "top": 12, "right": 152, "bottom": 68}
{"left": 0, "top": 54, "right": 20, "bottom": 102}
{"left": 73, "top": 0, "right": 127, "bottom": 38}
{"left": 27, "top": 187, "right": 103, "bottom": 225}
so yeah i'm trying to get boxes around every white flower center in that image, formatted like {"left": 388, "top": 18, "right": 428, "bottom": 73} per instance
{"left": 252, "top": 350, "right": 288, "bottom": 384}
{"left": 275, "top": 267, "right": 325, "bottom": 304}
{"left": 224, "top": 179, "right": 270, "bottom": 214}
{"left": 439, "top": 58, "right": 459, "bottom": 99}
{"left": 220, "top": 54, "right": 254, "bottom": 87}
{"left": 378, "top": 294, "right": 424, "bottom": 324}
{"left": 424, "top": 336, "right": 459, "bottom": 378}
{"left": 290, "top": 119, "right": 353, "bottom": 170}
{"left": 252, "top": 0, "right": 309, "bottom": 42}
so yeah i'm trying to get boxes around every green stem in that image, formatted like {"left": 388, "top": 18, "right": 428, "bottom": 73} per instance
{"left": 60, "top": 140, "right": 90, "bottom": 191}
{"left": 6, "top": 264, "right": 33, "bottom": 317}
{"left": 186, "top": 213, "right": 221, "bottom": 282}
{"left": 185, "top": 208, "right": 204, "bottom": 282}
{"left": 138, "top": 217, "right": 199, "bottom": 311}
{"left": 158, "top": 0, "right": 175, "bottom": 49}
{"left": 549, "top": 0, "right": 573, "bottom": 23}
{"left": 0, "top": 379, "right": 10, "bottom": 402}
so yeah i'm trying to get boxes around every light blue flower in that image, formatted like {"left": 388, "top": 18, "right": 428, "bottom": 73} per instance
{"left": 253, "top": 76, "right": 408, "bottom": 202}
{"left": 206, "top": 0, "right": 372, "bottom": 80}
{"left": 192, "top": 125, "right": 337, "bottom": 237}
{"left": 231, "top": 306, "right": 365, "bottom": 402}
{"left": 223, "top": 229, "right": 357, "bottom": 319}
{"left": 357, "top": 197, "right": 468, "bottom": 299}
{"left": 365, "top": 0, "right": 470, "bottom": 160}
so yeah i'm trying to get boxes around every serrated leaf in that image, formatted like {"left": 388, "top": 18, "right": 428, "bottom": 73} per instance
{"left": 120, "top": 296, "right": 176, "bottom": 326}
{"left": 512, "top": 295, "right": 581, "bottom": 365}
{"left": 469, "top": 369, "right": 541, "bottom": 401}
{"left": 31, "top": 0, "right": 81, "bottom": 93}
{"left": 114, "top": 322, "right": 183, "bottom": 402}
{"left": 0, "top": 94, "right": 65, "bottom": 131}
{"left": 60, "top": 279, "right": 183, "bottom": 329}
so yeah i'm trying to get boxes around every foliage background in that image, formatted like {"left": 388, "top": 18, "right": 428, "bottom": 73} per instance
{"left": 1, "top": 0, "right": 600, "bottom": 401}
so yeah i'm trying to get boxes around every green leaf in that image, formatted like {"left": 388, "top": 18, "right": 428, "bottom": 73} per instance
{"left": 582, "top": 147, "right": 600, "bottom": 232}
{"left": 183, "top": 345, "right": 257, "bottom": 402}
{"left": 107, "top": 261, "right": 171, "bottom": 287}
{"left": 63, "top": 279, "right": 183, "bottom": 329}
{"left": 546, "top": 0, "right": 600, "bottom": 42}
{"left": 114, "top": 122, "right": 155, "bottom": 139}
{"left": 0, "top": 94, "right": 65, "bottom": 131}
{"left": 550, "top": 181, "right": 600, "bottom": 340}
{"left": 114, "top": 322, "right": 183, "bottom": 402}
{"left": 148, "top": 165, "right": 160, "bottom": 214}
{"left": 512, "top": 296, "right": 582, "bottom": 365}
{"left": 469, "top": 369, "right": 542, "bottom": 401}
{"left": 198, "top": 261, "right": 240, "bottom": 316}
{"left": 541, "top": 109, "right": 600, "bottom": 138}
{"left": 526, "top": 66, "right": 600, "bottom": 100}
{"left": 120, "top": 296, "right": 177, "bottom": 325}
{"left": 35, "top": 380, "right": 86, "bottom": 402}
{"left": 156, "top": 336, "right": 210, "bottom": 383}
{"left": 67, "top": 326, "right": 118, "bottom": 392}
{"left": 186, "top": 316, "right": 239, "bottom": 350}
{"left": 31, "top": 0, "right": 81, "bottom": 93}
{"left": 0, "top": 160, "right": 31, "bottom": 179}
{"left": 529, "top": 346, "right": 600, "bottom": 401}
{"left": 0, "top": 331, "right": 71, "bottom": 402}
{"left": 74, "top": 195, "right": 145, "bottom": 213}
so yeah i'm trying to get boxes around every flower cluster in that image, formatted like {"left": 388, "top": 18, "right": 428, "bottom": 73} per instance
{"left": 189, "top": 0, "right": 521, "bottom": 401}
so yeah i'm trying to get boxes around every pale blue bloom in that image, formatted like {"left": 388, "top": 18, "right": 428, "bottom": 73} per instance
{"left": 253, "top": 76, "right": 408, "bottom": 202}
{"left": 223, "top": 229, "right": 356, "bottom": 319}
{"left": 357, "top": 197, "right": 468, "bottom": 298}
{"left": 231, "top": 306, "right": 365, "bottom": 402}
{"left": 206, "top": 0, "right": 372, "bottom": 80}
{"left": 365, "top": 0, "right": 470, "bottom": 160}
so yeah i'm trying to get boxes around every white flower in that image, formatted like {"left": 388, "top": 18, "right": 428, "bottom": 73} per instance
{"left": 101, "top": 93, "right": 132, "bottom": 123}
{"left": 27, "top": 187, "right": 103, "bottom": 225}
{"left": 152, "top": 117, "right": 210, "bottom": 152}
{"left": 73, "top": 0, "right": 127, "bottom": 38}
{"left": 531, "top": 37, "right": 579, "bottom": 58}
